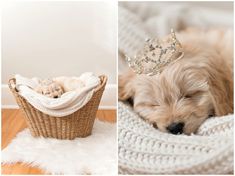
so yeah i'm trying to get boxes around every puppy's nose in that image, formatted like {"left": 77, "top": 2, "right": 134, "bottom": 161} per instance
{"left": 167, "top": 122, "right": 184, "bottom": 135}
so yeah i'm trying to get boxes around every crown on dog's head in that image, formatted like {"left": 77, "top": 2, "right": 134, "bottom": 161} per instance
{"left": 126, "top": 29, "right": 184, "bottom": 76}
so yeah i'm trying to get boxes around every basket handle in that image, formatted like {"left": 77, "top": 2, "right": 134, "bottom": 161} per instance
{"left": 8, "top": 78, "right": 18, "bottom": 93}
{"left": 95, "top": 75, "right": 107, "bottom": 92}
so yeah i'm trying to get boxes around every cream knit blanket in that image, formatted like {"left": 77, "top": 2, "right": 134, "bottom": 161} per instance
{"left": 118, "top": 102, "right": 234, "bottom": 174}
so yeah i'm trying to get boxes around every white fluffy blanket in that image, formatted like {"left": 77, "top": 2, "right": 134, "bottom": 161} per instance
{"left": 2, "top": 120, "right": 117, "bottom": 175}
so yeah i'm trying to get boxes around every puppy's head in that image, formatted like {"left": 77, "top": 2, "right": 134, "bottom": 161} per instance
{"left": 119, "top": 47, "right": 233, "bottom": 135}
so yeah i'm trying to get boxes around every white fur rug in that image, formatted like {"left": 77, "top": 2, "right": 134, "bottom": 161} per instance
{"left": 2, "top": 120, "right": 117, "bottom": 175}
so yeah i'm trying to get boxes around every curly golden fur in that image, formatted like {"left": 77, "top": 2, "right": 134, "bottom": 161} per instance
{"left": 119, "top": 29, "right": 233, "bottom": 134}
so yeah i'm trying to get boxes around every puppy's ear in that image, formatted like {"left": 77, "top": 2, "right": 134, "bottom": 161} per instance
{"left": 118, "top": 70, "right": 136, "bottom": 101}
{"left": 208, "top": 63, "right": 233, "bottom": 116}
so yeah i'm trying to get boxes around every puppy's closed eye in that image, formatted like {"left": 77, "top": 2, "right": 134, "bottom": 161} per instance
{"left": 144, "top": 102, "right": 160, "bottom": 108}
{"left": 152, "top": 102, "right": 160, "bottom": 107}
{"left": 183, "top": 91, "right": 204, "bottom": 99}
{"left": 184, "top": 94, "right": 192, "bottom": 98}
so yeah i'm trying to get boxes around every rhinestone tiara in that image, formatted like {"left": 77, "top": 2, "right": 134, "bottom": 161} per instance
{"left": 125, "top": 29, "right": 184, "bottom": 76}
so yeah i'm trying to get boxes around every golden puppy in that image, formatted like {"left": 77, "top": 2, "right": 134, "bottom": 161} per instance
{"left": 119, "top": 29, "right": 233, "bottom": 135}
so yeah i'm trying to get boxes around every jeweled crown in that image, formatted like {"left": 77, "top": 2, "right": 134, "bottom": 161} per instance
{"left": 126, "top": 29, "right": 184, "bottom": 76}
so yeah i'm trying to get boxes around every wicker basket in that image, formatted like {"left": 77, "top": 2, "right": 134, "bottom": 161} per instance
{"left": 8, "top": 75, "right": 107, "bottom": 140}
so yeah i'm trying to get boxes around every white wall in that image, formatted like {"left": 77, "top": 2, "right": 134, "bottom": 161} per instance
{"left": 2, "top": 1, "right": 117, "bottom": 108}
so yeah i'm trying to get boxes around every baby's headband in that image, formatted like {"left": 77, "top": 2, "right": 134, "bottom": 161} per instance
{"left": 125, "top": 29, "right": 184, "bottom": 76}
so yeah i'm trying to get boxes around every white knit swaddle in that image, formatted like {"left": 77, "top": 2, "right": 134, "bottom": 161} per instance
{"left": 14, "top": 73, "right": 100, "bottom": 117}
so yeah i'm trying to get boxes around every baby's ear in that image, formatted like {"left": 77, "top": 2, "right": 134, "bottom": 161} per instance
{"left": 118, "top": 70, "right": 136, "bottom": 101}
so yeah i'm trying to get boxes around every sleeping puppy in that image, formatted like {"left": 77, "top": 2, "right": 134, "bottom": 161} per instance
{"left": 119, "top": 29, "right": 233, "bottom": 135}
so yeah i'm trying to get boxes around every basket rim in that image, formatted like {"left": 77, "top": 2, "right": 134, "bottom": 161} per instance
{"left": 8, "top": 75, "right": 107, "bottom": 98}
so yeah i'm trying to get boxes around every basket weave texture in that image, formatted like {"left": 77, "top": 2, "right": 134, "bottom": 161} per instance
{"left": 9, "top": 75, "right": 107, "bottom": 140}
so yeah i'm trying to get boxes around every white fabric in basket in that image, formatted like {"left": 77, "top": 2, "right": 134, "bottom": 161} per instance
{"left": 14, "top": 73, "right": 100, "bottom": 117}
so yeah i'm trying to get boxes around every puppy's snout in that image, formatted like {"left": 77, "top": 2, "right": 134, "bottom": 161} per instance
{"left": 167, "top": 122, "right": 184, "bottom": 135}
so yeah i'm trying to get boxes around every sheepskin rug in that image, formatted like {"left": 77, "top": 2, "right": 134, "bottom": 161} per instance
{"left": 2, "top": 120, "right": 117, "bottom": 175}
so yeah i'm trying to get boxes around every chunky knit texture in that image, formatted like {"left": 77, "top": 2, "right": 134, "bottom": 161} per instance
{"left": 118, "top": 6, "right": 149, "bottom": 58}
{"left": 118, "top": 102, "right": 234, "bottom": 174}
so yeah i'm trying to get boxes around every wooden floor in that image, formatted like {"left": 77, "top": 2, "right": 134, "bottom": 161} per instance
{"left": 1, "top": 109, "right": 116, "bottom": 175}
